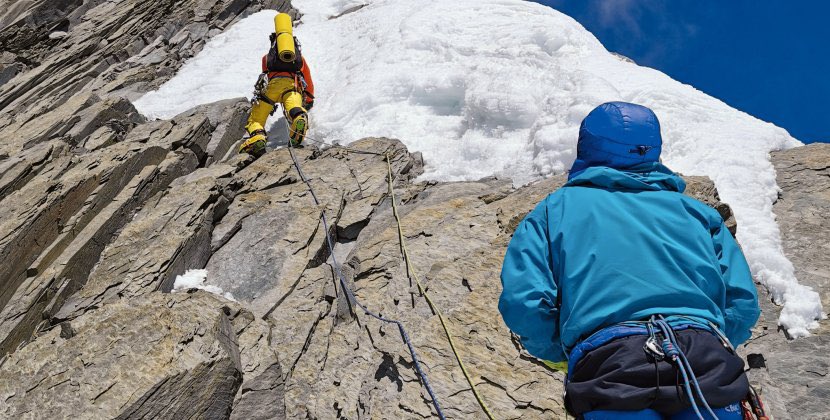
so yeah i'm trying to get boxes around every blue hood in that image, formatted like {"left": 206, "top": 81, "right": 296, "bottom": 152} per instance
{"left": 566, "top": 162, "right": 686, "bottom": 193}
{"left": 569, "top": 102, "right": 662, "bottom": 180}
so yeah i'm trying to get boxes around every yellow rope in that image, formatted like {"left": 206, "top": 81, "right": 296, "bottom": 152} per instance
{"left": 385, "top": 154, "right": 496, "bottom": 420}
{"left": 283, "top": 121, "right": 496, "bottom": 418}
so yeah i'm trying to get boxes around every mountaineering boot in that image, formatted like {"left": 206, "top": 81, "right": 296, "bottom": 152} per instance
{"left": 239, "top": 130, "right": 267, "bottom": 157}
{"left": 289, "top": 113, "right": 307, "bottom": 147}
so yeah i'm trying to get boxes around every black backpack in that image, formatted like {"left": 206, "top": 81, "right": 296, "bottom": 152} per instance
{"left": 266, "top": 34, "right": 303, "bottom": 73}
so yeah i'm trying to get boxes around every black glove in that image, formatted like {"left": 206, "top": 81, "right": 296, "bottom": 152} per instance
{"left": 303, "top": 92, "right": 314, "bottom": 110}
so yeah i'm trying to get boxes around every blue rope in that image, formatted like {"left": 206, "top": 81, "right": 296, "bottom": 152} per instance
{"left": 285, "top": 144, "right": 446, "bottom": 419}
{"left": 651, "top": 316, "right": 719, "bottom": 420}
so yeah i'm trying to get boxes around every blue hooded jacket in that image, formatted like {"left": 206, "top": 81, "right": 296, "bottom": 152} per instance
{"left": 498, "top": 102, "right": 760, "bottom": 362}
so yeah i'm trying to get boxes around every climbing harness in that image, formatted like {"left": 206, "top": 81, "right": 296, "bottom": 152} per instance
{"left": 283, "top": 123, "right": 495, "bottom": 419}
{"left": 283, "top": 137, "right": 446, "bottom": 419}
{"left": 565, "top": 317, "right": 765, "bottom": 420}
{"left": 644, "top": 315, "right": 719, "bottom": 420}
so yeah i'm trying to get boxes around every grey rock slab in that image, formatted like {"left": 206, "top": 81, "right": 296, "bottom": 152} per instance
{"left": 231, "top": 363, "right": 286, "bottom": 420}
{"left": 199, "top": 97, "right": 250, "bottom": 165}
{"left": 208, "top": 194, "right": 324, "bottom": 308}
{"left": 229, "top": 309, "right": 286, "bottom": 420}
{"left": 206, "top": 138, "right": 422, "bottom": 317}
{"left": 0, "top": 0, "right": 83, "bottom": 55}
{"left": 0, "top": 91, "right": 99, "bottom": 156}
{"left": 262, "top": 265, "right": 337, "bottom": 385}
{"left": 683, "top": 175, "right": 738, "bottom": 235}
{"left": 0, "top": 140, "right": 174, "bottom": 317}
{"left": 0, "top": 291, "right": 243, "bottom": 419}
{"left": 63, "top": 96, "right": 146, "bottom": 148}
{"left": 771, "top": 143, "right": 830, "bottom": 302}
{"left": 271, "top": 178, "right": 564, "bottom": 419}
{"left": 739, "top": 143, "right": 830, "bottom": 419}
{"left": 0, "top": 149, "right": 194, "bottom": 356}
{"left": 56, "top": 163, "right": 236, "bottom": 321}
{"left": 0, "top": 140, "right": 65, "bottom": 201}
{"left": 0, "top": 105, "right": 216, "bottom": 353}
{"left": 206, "top": 147, "right": 321, "bottom": 316}
{"left": 0, "top": 61, "right": 23, "bottom": 86}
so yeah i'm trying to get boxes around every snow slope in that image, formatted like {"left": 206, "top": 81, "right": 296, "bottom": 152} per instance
{"left": 133, "top": 0, "right": 823, "bottom": 336}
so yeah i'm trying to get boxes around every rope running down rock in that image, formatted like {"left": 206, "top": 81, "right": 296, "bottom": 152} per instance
{"left": 283, "top": 136, "right": 447, "bottom": 419}
{"left": 282, "top": 120, "right": 496, "bottom": 419}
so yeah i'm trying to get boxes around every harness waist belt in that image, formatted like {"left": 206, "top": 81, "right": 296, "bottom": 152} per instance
{"left": 566, "top": 321, "right": 714, "bottom": 380}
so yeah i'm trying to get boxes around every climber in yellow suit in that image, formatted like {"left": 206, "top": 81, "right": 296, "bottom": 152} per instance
{"left": 240, "top": 14, "right": 315, "bottom": 157}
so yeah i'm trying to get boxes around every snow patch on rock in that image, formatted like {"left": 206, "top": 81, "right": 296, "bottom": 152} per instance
{"left": 173, "top": 269, "right": 236, "bottom": 302}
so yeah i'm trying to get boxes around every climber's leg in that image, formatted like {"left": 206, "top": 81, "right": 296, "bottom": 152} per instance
{"left": 241, "top": 76, "right": 295, "bottom": 156}
{"left": 240, "top": 87, "right": 277, "bottom": 157}
{"left": 281, "top": 89, "right": 308, "bottom": 146}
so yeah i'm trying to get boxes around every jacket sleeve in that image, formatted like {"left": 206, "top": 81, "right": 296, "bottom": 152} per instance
{"left": 301, "top": 58, "right": 314, "bottom": 97}
{"left": 498, "top": 201, "right": 565, "bottom": 362}
{"left": 261, "top": 55, "right": 268, "bottom": 73}
{"left": 712, "top": 220, "right": 760, "bottom": 346}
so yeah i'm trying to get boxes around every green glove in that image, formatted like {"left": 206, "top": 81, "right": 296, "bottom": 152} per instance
{"left": 542, "top": 360, "right": 568, "bottom": 373}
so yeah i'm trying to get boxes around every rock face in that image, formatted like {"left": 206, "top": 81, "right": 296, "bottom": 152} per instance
{"left": 739, "top": 143, "right": 830, "bottom": 420}
{"left": 0, "top": 130, "right": 739, "bottom": 419}
{"left": 772, "top": 144, "right": 830, "bottom": 307}
{"left": 0, "top": 0, "right": 292, "bottom": 351}
{"left": 0, "top": 0, "right": 827, "bottom": 419}
{"left": 0, "top": 291, "right": 245, "bottom": 419}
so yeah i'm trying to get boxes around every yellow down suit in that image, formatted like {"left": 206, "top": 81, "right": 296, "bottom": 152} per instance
{"left": 240, "top": 55, "right": 314, "bottom": 155}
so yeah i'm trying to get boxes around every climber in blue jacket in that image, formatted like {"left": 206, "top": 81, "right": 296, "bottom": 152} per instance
{"left": 499, "top": 102, "right": 760, "bottom": 420}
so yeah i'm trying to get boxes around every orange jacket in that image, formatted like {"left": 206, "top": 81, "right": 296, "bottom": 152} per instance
{"left": 261, "top": 55, "right": 315, "bottom": 97}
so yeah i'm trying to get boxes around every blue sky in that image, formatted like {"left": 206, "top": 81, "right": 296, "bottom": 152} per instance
{"left": 536, "top": 1, "right": 829, "bottom": 144}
